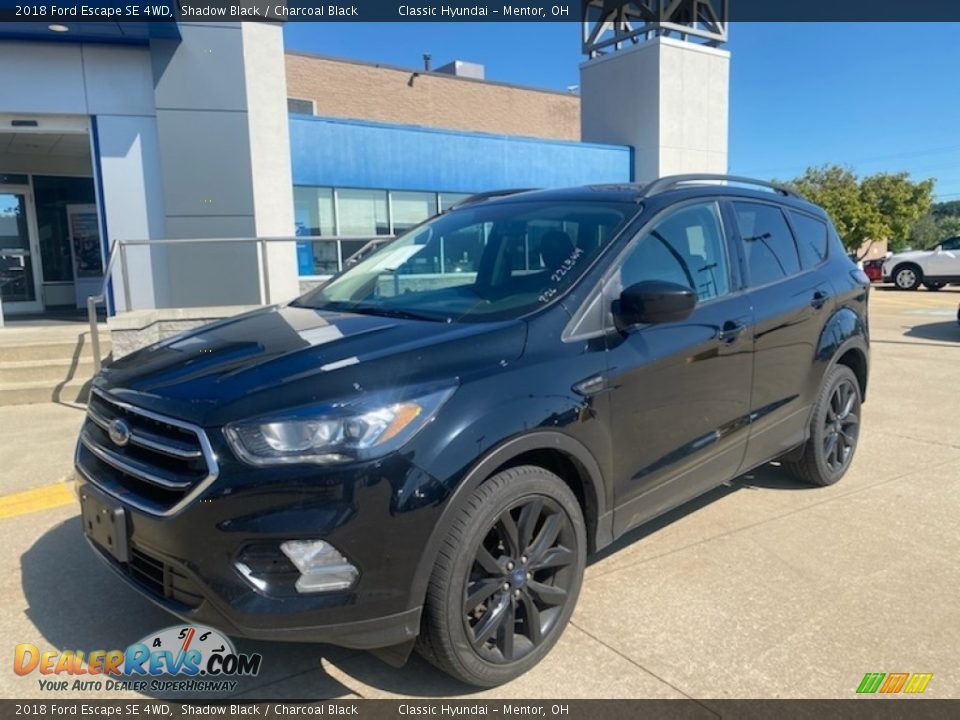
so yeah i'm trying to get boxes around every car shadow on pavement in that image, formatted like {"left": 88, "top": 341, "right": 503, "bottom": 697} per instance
{"left": 21, "top": 517, "right": 361, "bottom": 700}
{"left": 736, "top": 461, "right": 815, "bottom": 491}
{"left": 319, "top": 652, "right": 485, "bottom": 698}
{"left": 587, "top": 461, "right": 809, "bottom": 566}
{"left": 903, "top": 320, "right": 959, "bottom": 343}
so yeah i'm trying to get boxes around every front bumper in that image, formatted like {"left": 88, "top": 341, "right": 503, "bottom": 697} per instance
{"left": 82, "top": 529, "right": 421, "bottom": 648}
{"left": 75, "top": 440, "right": 444, "bottom": 650}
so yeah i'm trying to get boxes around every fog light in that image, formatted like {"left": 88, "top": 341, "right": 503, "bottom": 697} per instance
{"left": 280, "top": 540, "right": 358, "bottom": 593}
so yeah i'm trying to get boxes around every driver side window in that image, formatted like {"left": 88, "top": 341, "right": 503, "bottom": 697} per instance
{"left": 620, "top": 202, "right": 731, "bottom": 302}
{"left": 940, "top": 237, "right": 960, "bottom": 251}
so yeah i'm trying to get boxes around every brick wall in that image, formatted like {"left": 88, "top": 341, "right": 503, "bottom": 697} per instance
{"left": 285, "top": 53, "right": 581, "bottom": 141}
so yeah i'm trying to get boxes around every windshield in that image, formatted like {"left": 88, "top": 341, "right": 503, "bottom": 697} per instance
{"left": 293, "top": 199, "right": 635, "bottom": 323}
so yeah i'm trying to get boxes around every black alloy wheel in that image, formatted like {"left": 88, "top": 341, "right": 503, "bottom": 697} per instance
{"left": 821, "top": 377, "right": 860, "bottom": 474}
{"left": 417, "top": 465, "right": 586, "bottom": 686}
{"left": 463, "top": 496, "right": 577, "bottom": 664}
{"left": 784, "top": 364, "right": 862, "bottom": 487}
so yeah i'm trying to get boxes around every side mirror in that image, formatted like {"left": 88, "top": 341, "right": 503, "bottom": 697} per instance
{"left": 613, "top": 280, "right": 696, "bottom": 329}
{"left": 935, "top": 244, "right": 944, "bottom": 253}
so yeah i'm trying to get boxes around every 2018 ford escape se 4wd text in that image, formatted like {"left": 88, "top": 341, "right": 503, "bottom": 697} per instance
{"left": 75, "top": 175, "right": 870, "bottom": 686}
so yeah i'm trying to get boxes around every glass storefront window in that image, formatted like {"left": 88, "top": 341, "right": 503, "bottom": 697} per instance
{"left": 439, "top": 193, "right": 472, "bottom": 212}
{"left": 339, "top": 239, "right": 369, "bottom": 266}
{"left": 0, "top": 192, "right": 36, "bottom": 303}
{"left": 337, "top": 189, "right": 389, "bottom": 236}
{"left": 391, "top": 191, "right": 438, "bottom": 234}
{"left": 33, "top": 175, "right": 97, "bottom": 283}
{"left": 292, "top": 187, "right": 478, "bottom": 276}
{"left": 294, "top": 187, "right": 336, "bottom": 275}
{"left": 294, "top": 187, "right": 335, "bottom": 236}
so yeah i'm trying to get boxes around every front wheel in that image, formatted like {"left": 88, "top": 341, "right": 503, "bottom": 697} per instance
{"left": 785, "top": 365, "right": 862, "bottom": 487}
{"left": 894, "top": 264, "right": 922, "bottom": 290}
{"left": 924, "top": 281, "right": 944, "bottom": 291}
{"left": 416, "top": 466, "right": 586, "bottom": 687}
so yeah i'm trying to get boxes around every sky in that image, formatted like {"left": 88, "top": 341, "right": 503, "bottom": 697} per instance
{"left": 283, "top": 22, "right": 960, "bottom": 201}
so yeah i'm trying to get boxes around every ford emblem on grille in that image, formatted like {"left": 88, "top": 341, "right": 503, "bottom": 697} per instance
{"left": 108, "top": 419, "right": 132, "bottom": 447}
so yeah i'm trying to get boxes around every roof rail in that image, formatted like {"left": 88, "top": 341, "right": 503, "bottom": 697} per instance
{"left": 642, "top": 174, "right": 802, "bottom": 199}
{"left": 447, "top": 188, "right": 536, "bottom": 211}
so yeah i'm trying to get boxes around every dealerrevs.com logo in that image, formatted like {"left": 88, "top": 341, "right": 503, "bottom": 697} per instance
{"left": 13, "top": 625, "right": 262, "bottom": 693}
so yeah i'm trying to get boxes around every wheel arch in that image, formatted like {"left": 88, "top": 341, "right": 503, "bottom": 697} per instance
{"left": 815, "top": 305, "right": 869, "bottom": 399}
{"left": 835, "top": 344, "right": 869, "bottom": 401}
{"left": 407, "top": 431, "right": 610, "bottom": 613}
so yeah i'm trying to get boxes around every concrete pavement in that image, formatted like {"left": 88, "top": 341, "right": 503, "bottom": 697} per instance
{"left": 0, "top": 286, "right": 958, "bottom": 700}
{"left": 0, "top": 403, "right": 86, "bottom": 495}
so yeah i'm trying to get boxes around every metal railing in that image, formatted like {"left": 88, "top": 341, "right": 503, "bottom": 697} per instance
{"left": 86, "top": 234, "right": 393, "bottom": 373}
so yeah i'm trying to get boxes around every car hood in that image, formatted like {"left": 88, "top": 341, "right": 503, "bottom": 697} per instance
{"left": 95, "top": 305, "right": 527, "bottom": 426}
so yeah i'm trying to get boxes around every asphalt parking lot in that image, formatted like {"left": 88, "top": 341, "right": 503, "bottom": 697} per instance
{"left": 1, "top": 286, "right": 958, "bottom": 701}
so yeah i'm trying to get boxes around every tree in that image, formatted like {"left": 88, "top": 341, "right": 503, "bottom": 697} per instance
{"left": 909, "top": 213, "right": 940, "bottom": 249}
{"left": 910, "top": 212, "right": 960, "bottom": 249}
{"left": 909, "top": 199, "right": 960, "bottom": 249}
{"left": 782, "top": 165, "right": 934, "bottom": 257}
{"left": 938, "top": 215, "right": 960, "bottom": 238}
{"left": 932, "top": 199, "right": 960, "bottom": 220}
{"left": 861, "top": 173, "right": 935, "bottom": 252}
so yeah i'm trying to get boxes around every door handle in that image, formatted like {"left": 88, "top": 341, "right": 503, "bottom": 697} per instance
{"left": 811, "top": 290, "right": 828, "bottom": 310}
{"left": 718, "top": 320, "right": 746, "bottom": 343}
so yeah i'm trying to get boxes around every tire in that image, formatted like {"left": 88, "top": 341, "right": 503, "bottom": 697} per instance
{"left": 923, "top": 282, "right": 944, "bottom": 291}
{"left": 893, "top": 264, "right": 922, "bottom": 290}
{"left": 416, "top": 465, "right": 586, "bottom": 687}
{"left": 784, "top": 365, "right": 862, "bottom": 487}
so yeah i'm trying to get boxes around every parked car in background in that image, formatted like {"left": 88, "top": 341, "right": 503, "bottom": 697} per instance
{"left": 862, "top": 258, "right": 884, "bottom": 283}
{"left": 883, "top": 237, "right": 960, "bottom": 290}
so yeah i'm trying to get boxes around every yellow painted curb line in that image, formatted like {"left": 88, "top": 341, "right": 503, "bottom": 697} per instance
{"left": 0, "top": 481, "right": 76, "bottom": 520}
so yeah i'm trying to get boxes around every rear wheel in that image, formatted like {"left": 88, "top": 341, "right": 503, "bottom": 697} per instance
{"left": 893, "top": 264, "right": 922, "bottom": 290}
{"left": 924, "top": 281, "right": 944, "bottom": 291}
{"left": 416, "top": 466, "right": 586, "bottom": 687}
{"left": 784, "top": 365, "right": 861, "bottom": 487}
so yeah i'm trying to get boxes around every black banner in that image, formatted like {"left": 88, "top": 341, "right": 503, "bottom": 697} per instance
{"left": 5, "top": 0, "right": 960, "bottom": 22}
{"left": 2, "top": 700, "right": 960, "bottom": 719}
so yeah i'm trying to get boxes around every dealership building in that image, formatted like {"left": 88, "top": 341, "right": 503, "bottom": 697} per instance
{"left": 0, "top": 11, "right": 729, "bottom": 325}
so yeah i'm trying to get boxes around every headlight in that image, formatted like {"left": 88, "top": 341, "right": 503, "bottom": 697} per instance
{"left": 224, "top": 383, "right": 455, "bottom": 466}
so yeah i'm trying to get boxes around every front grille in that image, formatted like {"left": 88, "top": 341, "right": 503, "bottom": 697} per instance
{"left": 76, "top": 390, "right": 218, "bottom": 515}
{"left": 128, "top": 546, "right": 204, "bottom": 609}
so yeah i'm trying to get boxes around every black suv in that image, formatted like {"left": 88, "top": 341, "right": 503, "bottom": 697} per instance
{"left": 76, "top": 175, "right": 869, "bottom": 686}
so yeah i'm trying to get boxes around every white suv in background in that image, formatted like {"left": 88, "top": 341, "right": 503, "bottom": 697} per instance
{"left": 883, "top": 237, "right": 960, "bottom": 290}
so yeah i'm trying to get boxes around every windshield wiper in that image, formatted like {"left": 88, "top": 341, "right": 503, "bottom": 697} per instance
{"left": 336, "top": 304, "right": 448, "bottom": 323}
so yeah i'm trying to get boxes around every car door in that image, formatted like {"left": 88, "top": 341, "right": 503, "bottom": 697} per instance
{"left": 604, "top": 200, "right": 754, "bottom": 536}
{"left": 730, "top": 200, "right": 835, "bottom": 470}
{"left": 923, "top": 236, "right": 960, "bottom": 280}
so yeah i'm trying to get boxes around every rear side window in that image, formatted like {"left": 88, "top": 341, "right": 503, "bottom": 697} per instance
{"left": 787, "top": 210, "right": 829, "bottom": 268}
{"left": 733, "top": 202, "right": 801, "bottom": 287}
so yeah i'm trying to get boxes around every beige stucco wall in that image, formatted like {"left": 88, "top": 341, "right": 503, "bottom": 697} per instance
{"left": 581, "top": 37, "right": 729, "bottom": 184}
{"left": 285, "top": 53, "right": 581, "bottom": 141}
